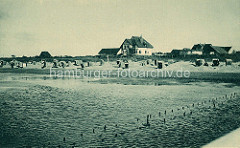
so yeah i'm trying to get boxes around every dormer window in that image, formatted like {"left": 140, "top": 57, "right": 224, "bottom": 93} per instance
{"left": 143, "top": 41, "right": 147, "bottom": 47}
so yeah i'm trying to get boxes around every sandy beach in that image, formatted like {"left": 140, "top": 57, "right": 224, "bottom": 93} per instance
{"left": 1, "top": 0, "right": 240, "bottom": 147}
{"left": 1, "top": 61, "right": 240, "bottom": 82}
{"left": 0, "top": 68, "right": 240, "bottom": 147}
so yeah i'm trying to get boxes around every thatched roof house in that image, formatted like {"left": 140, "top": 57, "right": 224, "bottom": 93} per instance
{"left": 191, "top": 44, "right": 231, "bottom": 56}
{"left": 202, "top": 44, "right": 231, "bottom": 55}
{"left": 39, "top": 51, "right": 52, "bottom": 58}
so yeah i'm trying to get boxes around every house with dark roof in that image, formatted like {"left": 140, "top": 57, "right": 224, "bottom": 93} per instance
{"left": 120, "top": 35, "right": 154, "bottom": 56}
{"left": 202, "top": 45, "right": 231, "bottom": 56}
{"left": 191, "top": 44, "right": 231, "bottom": 56}
{"left": 39, "top": 51, "right": 52, "bottom": 58}
{"left": 191, "top": 44, "right": 210, "bottom": 55}
{"left": 98, "top": 48, "right": 121, "bottom": 56}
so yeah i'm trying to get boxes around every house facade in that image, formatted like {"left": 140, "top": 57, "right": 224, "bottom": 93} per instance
{"left": 120, "top": 36, "right": 154, "bottom": 56}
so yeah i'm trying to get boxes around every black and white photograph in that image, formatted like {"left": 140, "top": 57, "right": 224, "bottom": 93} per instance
{"left": 0, "top": 0, "right": 240, "bottom": 147}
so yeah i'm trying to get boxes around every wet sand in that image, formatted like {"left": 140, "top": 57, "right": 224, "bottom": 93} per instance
{"left": 1, "top": 68, "right": 240, "bottom": 83}
{"left": 0, "top": 73, "right": 240, "bottom": 147}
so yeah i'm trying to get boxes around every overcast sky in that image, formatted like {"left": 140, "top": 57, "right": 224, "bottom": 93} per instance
{"left": 0, "top": 0, "right": 239, "bottom": 57}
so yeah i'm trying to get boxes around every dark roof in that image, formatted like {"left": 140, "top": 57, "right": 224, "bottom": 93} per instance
{"left": 98, "top": 48, "right": 120, "bottom": 55}
{"left": 192, "top": 44, "right": 231, "bottom": 54}
{"left": 211, "top": 46, "right": 231, "bottom": 54}
{"left": 191, "top": 44, "right": 212, "bottom": 51}
{"left": 39, "top": 51, "right": 51, "bottom": 58}
{"left": 183, "top": 48, "right": 191, "bottom": 51}
{"left": 201, "top": 45, "right": 231, "bottom": 55}
{"left": 215, "top": 46, "right": 231, "bottom": 52}
{"left": 171, "top": 49, "right": 181, "bottom": 54}
{"left": 121, "top": 36, "right": 154, "bottom": 48}
{"left": 191, "top": 44, "right": 204, "bottom": 51}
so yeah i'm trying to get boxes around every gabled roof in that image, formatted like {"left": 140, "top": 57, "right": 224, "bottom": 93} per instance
{"left": 192, "top": 44, "right": 231, "bottom": 54}
{"left": 98, "top": 48, "right": 120, "bottom": 55}
{"left": 121, "top": 36, "right": 154, "bottom": 48}
{"left": 217, "top": 46, "right": 231, "bottom": 52}
{"left": 211, "top": 46, "right": 231, "bottom": 54}
{"left": 191, "top": 44, "right": 204, "bottom": 51}
{"left": 191, "top": 44, "right": 211, "bottom": 51}
{"left": 39, "top": 51, "right": 51, "bottom": 58}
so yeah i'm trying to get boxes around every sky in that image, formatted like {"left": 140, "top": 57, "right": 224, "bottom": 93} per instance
{"left": 0, "top": 0, "right": 239, "bottom": 57}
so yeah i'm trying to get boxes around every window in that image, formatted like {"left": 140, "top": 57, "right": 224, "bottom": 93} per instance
{"left": 143, "top": 42, "right": 147, "bottom": 47}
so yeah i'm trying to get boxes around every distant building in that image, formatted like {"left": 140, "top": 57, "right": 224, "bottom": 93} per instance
{"left": 98, "top": 48, "right": 121, "bottom": 56}
{"left": 98, "top": 35, "right": 154, "bottom": 56}
{"left": 191, "top": 44, "right": 231, "bottom": 56}
{"left": 235, "top": 51, "right": 240, "bottom": 55}
{"left": 202, "top": 45, "right": 231, "bottom": 56}
{"left": 171, "top": 48, "right": 191, "bottom": 57}
{"left": 171, "top": 49, "right": 182, "bottom": 57}
{"left": 182, "top": 48, "right": 191, "bottom": 55}
{"left": 191, "top": 44, "right": 207, "bottom": 55}
{"left": 120, "top": 35, "right": 154, "bottom": 56}
{"left": 152, "top": 51, "right": 164, "bottom": 56}
{"left": 39, "top": 51, "right": 52, "bottom": 58}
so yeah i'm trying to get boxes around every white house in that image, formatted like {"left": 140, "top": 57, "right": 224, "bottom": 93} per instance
{"left": 120, "top": 35, "right": 154, "bottom": 56}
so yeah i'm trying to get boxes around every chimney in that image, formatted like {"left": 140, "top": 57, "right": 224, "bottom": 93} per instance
{"left": 140, "top": 34, "right": 143, "bottom": 43}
